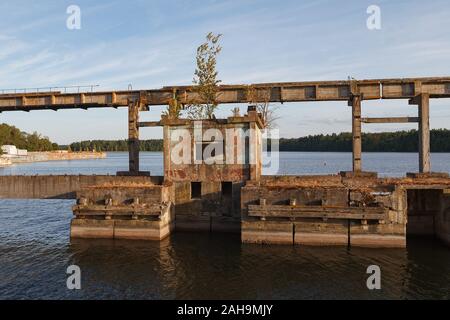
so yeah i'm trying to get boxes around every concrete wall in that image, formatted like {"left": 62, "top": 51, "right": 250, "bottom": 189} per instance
{"left": 241, "top": 176, "right": 407, "bottom": 247}
{"left": 407, "top": 189, "right": 442, "bottom": 235}
{"left": 71, "top": 182, "right": 174, "bottom": 241}
{"left": 436, "top": 190, "right": 450, "bottom": 245}
{"left": 406, "top": 188, "right": 450, "bottom": 246}
{"left": 163, "top": 116, "right": 262, "bottom": 182}
{"left": 0, "top": 175, "right": 163, "bottom": 199}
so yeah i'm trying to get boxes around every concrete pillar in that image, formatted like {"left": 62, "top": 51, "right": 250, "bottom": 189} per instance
{"left": 418, "top": 93, "right": 431, "bottom": 173}
{"left": 162, "top": 125, "right": 171, "bottom": 180}
{"left": 351, "top": 95, "right": 362, "bottom": 172}
{"left": 128, "top": 101, "right": 140, "bottom": 174}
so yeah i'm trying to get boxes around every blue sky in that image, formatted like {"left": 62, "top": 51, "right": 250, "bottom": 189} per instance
{"left": 0, "top": 0, "right": 449, "bottom": 144}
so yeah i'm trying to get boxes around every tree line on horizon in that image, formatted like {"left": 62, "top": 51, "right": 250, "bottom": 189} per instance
{"left": 67, "top": 129, "right": 450, "bottom": 153}
{"left": 0, "top": 123, "right": 59, "bottom": 153}
{"left": 278, "top": 129, "right": 450, "bottom": 152}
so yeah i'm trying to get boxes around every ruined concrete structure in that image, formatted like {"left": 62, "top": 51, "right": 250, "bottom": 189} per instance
{"left": 72, "top": 108, "right": 263, "bottom": 239}
{"left": 241, "top": 174, "right": 450, "bottom": 247}
{"left": 1, "top": 77, "right": 450, "bottom": 247}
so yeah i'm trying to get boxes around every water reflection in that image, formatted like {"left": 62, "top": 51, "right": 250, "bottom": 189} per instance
{"left": 62, "top": 233, "right": 450, "bottom": 300}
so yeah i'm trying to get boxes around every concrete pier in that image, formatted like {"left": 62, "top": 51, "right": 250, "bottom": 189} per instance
{"left": 241, "top": 175, "right": 450, "bottom": 247}
{"left": 1, "top": 76, "right": 450, "bottom": 248}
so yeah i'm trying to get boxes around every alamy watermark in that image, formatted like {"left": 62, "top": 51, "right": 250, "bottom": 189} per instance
{"left": 366, "top": 265, "right": 381, "bottom": 290}
{"left": 66, "top": 5, "right": 81, "bottom": 30}
{"left": 168, "top": 122, "right": 280, "bottom": 174}
{"left": 66, "top": 265, "right": 81, "bottom": 290}
{"left": 367, "top": 5, "right": 381, "bottom": 30}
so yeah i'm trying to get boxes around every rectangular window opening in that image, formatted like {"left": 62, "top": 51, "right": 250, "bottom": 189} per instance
{"left": 191, "top": 182, "right": 202, "bottom": 199}
{"left": 221, "top": 182, "right": 233, "bottom": 196}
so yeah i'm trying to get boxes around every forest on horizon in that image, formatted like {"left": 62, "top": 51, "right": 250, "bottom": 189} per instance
{"left": 67, "top": 129, "right": 450, "bottom": 153}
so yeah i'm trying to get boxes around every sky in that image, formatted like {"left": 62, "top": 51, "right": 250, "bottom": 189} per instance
{"left": 0, "top": 0, "right": 449, "bottom": 144}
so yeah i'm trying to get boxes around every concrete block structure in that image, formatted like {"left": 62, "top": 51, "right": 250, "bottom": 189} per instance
{"left": 70, "top": 108, "right": 264, "bottom": 240}
{"left": 71, "top": 183, "right": 173, "bottom": 240}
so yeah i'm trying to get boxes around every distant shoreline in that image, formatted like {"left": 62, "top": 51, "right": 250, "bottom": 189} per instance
{"left": 66, "top": 129, "right": 450, "bottom": 153}
{"left": 1, "top": 151, "right": 106, "bottom": 166}
{"left": 99, "top": 150, "right": 450, "bottom": 154}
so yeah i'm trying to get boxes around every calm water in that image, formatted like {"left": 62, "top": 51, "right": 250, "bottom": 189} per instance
{"left": 1, "top": 152, "right": 450, "bottom": 300}
{"left": 1, "top": 151, "right": 450, "bottom": 177}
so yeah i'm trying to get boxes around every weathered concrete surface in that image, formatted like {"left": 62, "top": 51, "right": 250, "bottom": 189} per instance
{"left": 0, "top": 175, "right": 163, "bottom": 199}
{"left": 295, "top": 220, "right": 349, "bottom": 246}
{"left": 242, "top": 220, "right": 293, "bottom": 245}
{"left": 0, "top": 157, "right": 12, "bottom": 167}
{"left": 162, "top": 112, "right": 262, "bottom": 182}
{"left": 241, "top": 175, "right": 450, "bottom": 248}
{"left": 70, "top": 219, "right": 174, "bottom": 241}
{"left": 70, "top": 182, "right": 174, "bottom": 240}
{"left": 437, "top": 190, "right": 450, "bottom": 246}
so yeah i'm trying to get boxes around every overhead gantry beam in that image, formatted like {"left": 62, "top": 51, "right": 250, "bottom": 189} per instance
{"left": 0, "top": 77, "right": 449, "bottom": 112}
{"left": 361, "top": 117, "right": 419, "bottom": 123}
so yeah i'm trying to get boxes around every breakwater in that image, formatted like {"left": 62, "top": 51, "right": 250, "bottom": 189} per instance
{"left": 4, "top": 151, "right": 106, "bottom": 165}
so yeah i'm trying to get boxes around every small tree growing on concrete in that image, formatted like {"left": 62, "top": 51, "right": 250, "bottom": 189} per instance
{"left": 163, "top": 89, "right": 183, "bottom": 119}
{"left": 187, "top": 32, "right": 222, "bottom": 119}
{"left": 247, "top": 86, "right": 279, "bottom": 129}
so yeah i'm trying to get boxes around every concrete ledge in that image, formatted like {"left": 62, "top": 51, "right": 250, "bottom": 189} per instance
{"left": 114, "top": 220, "right": 172, "bottom": 240}
{"left": 350, "top": 234, "right": 406, "bottom": 248}
{"left": 294, "top": 220, "right": 348, "bottom": 246}
{"left": 406, "top": 172, "right": 449, "bottom": 178}
{"left": 70, "top": 219, "right": 173, "bottom": 241}
{"left": 116, "top": 171, "right": 151, "bottom": 177}
{"left": 242, "top": 230, "right": 293, "bottom": 245}
{"left": 70, "top": 219, "right": 114, "bottom": 239}
{"left": 339, "top": 171, "right": 378, "bottom": 178}
{"left": 242, "top": 220, "right": 293, "bottom": 244}
{"left": 295, "top": 233, "right": 348, "bottom": 246}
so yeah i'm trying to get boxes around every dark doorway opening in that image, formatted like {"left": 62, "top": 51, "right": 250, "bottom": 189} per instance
{"left": 191, "top": 182, "right": 202, "bottom": 199}
{"left": 406, "top": 189, "right": 442, "bottom": 237}
{"left": 221, "top": 182, "right": 233, "bottom": 196}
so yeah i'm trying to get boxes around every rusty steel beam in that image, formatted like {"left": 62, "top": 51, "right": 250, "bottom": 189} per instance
{"left": 0, "top": 77, "right": 449, "bottom": 112}
{"left": 361, "top": 117, "right": 420, "bottom": 123}
{"left": 138, "top": 121, "right": 160, "bottom": 128}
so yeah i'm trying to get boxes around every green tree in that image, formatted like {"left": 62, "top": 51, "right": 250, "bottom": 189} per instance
{"left": 186, "top": 32, "right": 222, "bottom": 119}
